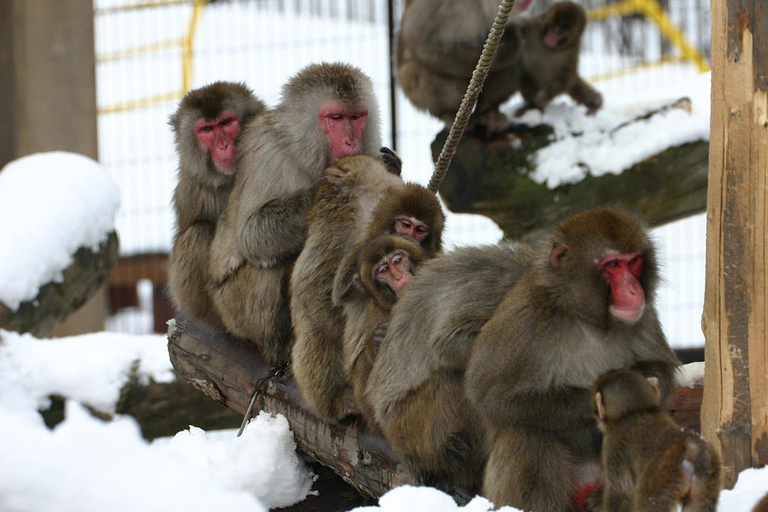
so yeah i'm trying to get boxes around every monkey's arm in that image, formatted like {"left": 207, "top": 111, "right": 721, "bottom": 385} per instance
{"left": 568, "top": 76, "right": 603, "bottom": 114}
{"left": 631, "top": 359, "right": 679, "bottom": 403}
{"left": 479, "top": 385, "right": 594, "bottom": 431}
{"left": 238, "top": 186, "right": 316, "bottom": 266}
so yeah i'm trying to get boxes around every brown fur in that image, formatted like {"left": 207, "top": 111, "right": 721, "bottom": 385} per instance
{"left": 754, "top": 493, "right": 768, "bottom": 512}
{"left": 514, "top": 1, "right": 603, "bottom": 116}
{"left": 346, "top": 235, "right": 426, "bottom": 427}
{"left": 209, "top": 63, "right": 381, "bottom": 364}
{"left": 593, "top": 370, "right": 722, "bottom": 512}
{"left": 465, "top": 206, "right": 680, "bottom": 511}
{"left": 366, "top": 242, "right": 532, "bottom": 490}
{"left": 167, "top": 81, "right": 266, "bottom": 330}
{"left": 397, "top": 0, "right": 526, "bottom": 131}
{"left": 290, "top": 156, "right": 403, "bottom": 419}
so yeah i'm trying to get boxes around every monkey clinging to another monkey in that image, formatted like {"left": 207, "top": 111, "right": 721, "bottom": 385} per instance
{"left": 593, "top": 369, "right": 722, "bottom": 512}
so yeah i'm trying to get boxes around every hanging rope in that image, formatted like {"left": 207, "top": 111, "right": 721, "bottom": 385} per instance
{"left": 427, "top": 0, "right": 518, "bottom": 194}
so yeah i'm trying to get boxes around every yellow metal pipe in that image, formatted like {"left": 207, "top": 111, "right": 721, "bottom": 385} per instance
{"left": 182, "top": 0, "right": 207, "bottom": 93}
{"left": 97, "top": 38, "right": 183, "bottom": 64}
{"left": 98, "top": 90, "right": 184, "bottom": 115}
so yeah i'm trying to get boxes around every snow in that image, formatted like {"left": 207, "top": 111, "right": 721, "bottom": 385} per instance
{"left": 0, "top": 329, "right": 315, "bottom": 511}
{"left": 0, "top": 152, "right": 120, "bottom": 310}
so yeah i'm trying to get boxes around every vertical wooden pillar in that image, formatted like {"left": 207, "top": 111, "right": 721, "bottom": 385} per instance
{"left": 701, "top": 0, "right": 768, "bottom": 488}
{"left": 0, "top": 0, "right": 106, "bottom": 336}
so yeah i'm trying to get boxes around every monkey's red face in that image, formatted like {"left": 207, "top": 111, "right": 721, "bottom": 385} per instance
{"left": 395, "top": 216, "right": 430, "bottom": 243}
{"left": 319, "top": 101, "right": 369, "bottom": 165}
{"left": 375, "top": 251, "right": 413, "bottom": 297}
{"left": 543, "top": 23, "right": 567, "bottom": 48}
{"left": 194, "top": 111, "right": 241, "bottom": 174}
{"left": 600, "top": 251, "right": 645, "bottom": 323}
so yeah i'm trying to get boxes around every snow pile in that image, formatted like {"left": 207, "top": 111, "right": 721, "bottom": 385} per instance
{"left": 0, "top": 329, "right": 173, "bottom": 416}
{"left": 351, "top": 486, "right": 522, "bottom": 512}
{"left": 156, "top": 413, "right": 316, "bottom": 509}
{"left": 503, "top": 71, "right": 711, "bottom": 188}
{"left": 0, "top": 152, "right": 120, "bottom": 309}
{"left": 0, "top": 329, "right": 315, "bottom": 511}
{"left": 0, "top": 401, "right": 266, "bottom": 512}
{"left": 720, "top": 468, "right": 768, "bottom": 511}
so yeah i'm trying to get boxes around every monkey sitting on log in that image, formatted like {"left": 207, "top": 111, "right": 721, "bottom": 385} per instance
{"left": 593, "top": 369, "right": 722, "bottom": 512}
{"left": 168, "top": 81, "right": 267, "bottom": 330}
{"left": 514, "top": 1, "right": 603, "bottom": 117}
{"left": 209, "top": 62, "right": 382, "bottom": 365}
{"left": 290, "top": 154, "right": 404, "bottom": 420}
{"left": 347, "top": 234, "right": 426, "bottom": 426}
{"left": 465, "top": 206, "right": 680, "bottom": 511}
{"left": 365, "top": 241, "right": 532, "bottom": 491}
{"left": 397, "top": 0, "right": 530, "bottom": 132}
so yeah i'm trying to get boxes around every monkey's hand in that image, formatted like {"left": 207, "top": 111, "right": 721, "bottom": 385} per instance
{"left": 379, "top": 147, "right": 402, "bottom": 177}
{"left": 569, "top": 77, "right": 603, "bottom": 116}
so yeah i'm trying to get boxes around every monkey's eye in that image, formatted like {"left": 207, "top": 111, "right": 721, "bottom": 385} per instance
{"left": 202, "top": 125, "right": 214, "bottom": 132}
{"left": 606, "top": 260, "right": 619, "bottom": 268}
{"left": 351, "top": 114, "right": 362, "bottom": 120}
{"left": 399, "top": 219, "right": 412, "bottom": 229}
{"left": 628, "top": 257, "right": 637, "bottom": 265}
{"left": 415, "top": 226, "right": 428, "bottom": 234}
{"left": 221, "top": 117, "right": 234, "bottom": 126}
{"left": 377, "top": 265, "right": 389, "bottom": 275}
{"left": 393, "top": 256, "right": 404, "bottom": 266}
{"left": 328, "top": 114, "right": 344, "bottom": 120}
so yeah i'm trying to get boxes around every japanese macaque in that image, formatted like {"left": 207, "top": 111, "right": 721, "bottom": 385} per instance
{"left": 290, "top": 155, "right": 403, "bottom": 419}
{"left": 167, "top": 81, "right": 267, "bottom": 330}
{"left": 593, "top": 369, "right": 722, "bottom": 512}
{"left": 465, "top": 206, "right": 680, "bottom": 511}
{"left": 397, "top": 0, "right": 533, "bottom": 132}
{"left": 347, "top": 235, "right": 426, "bottom": 425}
{"left": 514, "top": 1, "right": 603, "bottom": 116}
{"left": 209, "top": 62, "right": 382, "bottom": 365}
{"left": 366, "top": 242, "right": 532, "bottom": 490}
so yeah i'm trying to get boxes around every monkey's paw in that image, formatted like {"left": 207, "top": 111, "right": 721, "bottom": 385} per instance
{"left": 379, "top": 147, "right": 402, "bottom": 176}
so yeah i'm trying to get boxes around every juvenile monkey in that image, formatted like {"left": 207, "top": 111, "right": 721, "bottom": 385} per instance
{"left": 209, "top": 62, "right": 382, "bottom": 364}
{"left": 593, "top": 369, "right": 722, "bottom": 512}
{"left": 514, "top": 1, "right": 603, "bottom": 116}
{"left": 347, "top": 235, "right": 426, "bottom": 425}
{"left": 366, "top": 241, "right": 532, "bottom": 490}
{"left": 465, "top": 206, "right": 680, "bottom": 511}
{"left": 167, "top": 81, "right": 267, "bottom": 329}
{"left": 290, "top": 155, "right": 403, "bottom": 419}
{"left": 397, "top": 0, "right": 531, "bottom": 132}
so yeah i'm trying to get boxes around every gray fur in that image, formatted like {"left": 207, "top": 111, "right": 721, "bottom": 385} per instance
{"left": 209, "top": 63, "right": 381, "bottom": 364}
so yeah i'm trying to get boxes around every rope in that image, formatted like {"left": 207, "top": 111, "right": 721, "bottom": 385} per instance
{"left": 427, "top": 0, "right": 518, "bottom": 194}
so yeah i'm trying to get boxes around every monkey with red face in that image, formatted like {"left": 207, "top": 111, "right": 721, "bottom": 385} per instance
{"left": 209, "top": 63, "right": 382, "bottom": 365}
{"left": 465, "top": 206, "right": 680, "bottom": 511}
{"left": 168, "top": 81, "right": 267, "bottom": 330}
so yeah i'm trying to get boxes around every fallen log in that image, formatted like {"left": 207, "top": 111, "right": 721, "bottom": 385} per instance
{"left": 167, "top": 314, "right": 704, "bottom": 500}
{"left": 433, "top": 100, "right": 709, "bottom": 241}
{"left": 0, "top": 232, "right": 119, "bottom": 337}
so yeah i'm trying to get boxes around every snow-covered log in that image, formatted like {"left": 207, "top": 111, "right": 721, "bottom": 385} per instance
{"left": 167, "top": 314, "right": 704, "bottom": 500}
{"left": 0, "top": 232, "right": 119, "bottom": 337}
{"left": 432, "top": 100, "right": 709, "bottom": 241}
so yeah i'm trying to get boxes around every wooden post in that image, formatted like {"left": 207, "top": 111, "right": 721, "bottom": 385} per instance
{"left": 701, "top": 0, "right": 768, "bottom": 488}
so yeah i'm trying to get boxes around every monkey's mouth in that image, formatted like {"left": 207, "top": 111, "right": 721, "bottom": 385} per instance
{"left": 610, "top": 305, "right": 644, "bottom": 323}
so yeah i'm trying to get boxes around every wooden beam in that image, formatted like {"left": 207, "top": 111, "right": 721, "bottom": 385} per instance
{"left": 701, "top": 0, "right": 768, "bottom": 487}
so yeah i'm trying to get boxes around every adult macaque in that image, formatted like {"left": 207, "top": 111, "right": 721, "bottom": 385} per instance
{"left": 514, "top": 1, "right": 603, "bottom": 116}
{"left": 366, "top": 242, "right": 532, "bottom": 489}
{"left": 347, "top": 235, "right": 426, "bottom": 425}
{"left": 397, "top": 0, "right": 533, "bottom": 132}
{"left": 593, "top": 369, "right": 721, "bottom": 512}
{"left": 465, "top": 206, "right": 680, "bottom": 511}
{"left": 290, "top": 155, "right": 403, "bottom": 419}
{"left": 209, "top": 62, "right": 382, "bottom": 365}
{"left": 167, "top": 81, "right": 267, "bottom": 330}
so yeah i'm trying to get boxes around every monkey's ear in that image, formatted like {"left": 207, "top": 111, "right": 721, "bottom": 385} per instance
{"left": 550, "top": 242, "right": 569, "bottom": 267}
{"left": 595, "top": 391, "right": 606, "bottom": 421}
{"left": 646, "top": 377, "right": 661, "bottom": 399}
{"left": 353, "top": 273, "right": 367, "bottom": 294}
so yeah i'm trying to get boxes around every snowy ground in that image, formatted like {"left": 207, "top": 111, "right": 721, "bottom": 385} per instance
{"left": 1, "top": 328, "right": 767, "bottom": 512}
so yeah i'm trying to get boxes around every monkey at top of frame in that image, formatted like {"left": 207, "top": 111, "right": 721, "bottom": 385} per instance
{"left": 465, "top": 206, "right": 680, "bottom": 511}
{"left": 167, "top": 81, "right": 267, "bottom": 331}
{"left": 208, "top": 62, "right": 383, "bottom": 365}
{"left": 593, "top": 369, "right": 721, "bottom": 512}
{"left": 513, "top": 1, "right": 603, "bottom": 117}
{"left": 397, "top": 0, "right": 533, "bottom": 133}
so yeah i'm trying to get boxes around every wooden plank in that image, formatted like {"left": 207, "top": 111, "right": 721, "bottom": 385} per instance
{"left": 701, "top": 0, "right": 768, "bottom": 487}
